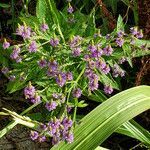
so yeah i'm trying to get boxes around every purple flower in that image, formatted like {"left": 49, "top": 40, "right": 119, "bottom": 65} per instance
{"left": 62, "top": 117, "right": 73, "bottom": 130}
{"left": 24, "top": 82, "right": 35, "bottom": 99}
{"left": 67, "top": 106, "right": 72, "bottom": 113}
{"left": 90, "top": 49, "right": 103, "bottom": 58}
{"left": 72, "top": 88, "right": 82, "bottom": 98}
{"left": 48, "top": 60, "right": 58, "bottom": 71}
{"left": 88, "top": 60, "right": 96, "bottom": 69}
{"left": 120, "top": 70, "right": 125, "bottom": 77}
{"left": 28, "top": 41, "right": 37, "bottom": 52}
{"left": 84, "top": 54, "right": 90, "bottom": 61}
{"left": 96, "top": 60, "right": 106, "bottom": 69}
{"left": 72, "top": 47, "right": 81, "bottom": 56}
{"left": 47, "top": 119, "right": 61, "bottom": 136}
{"left": 63, "top": 132, "right": 74, "bottom": 143}
{"left": 130, "top": 27, "right": 138, "bottom": 36}
{"left": 69, "top": 36, "right": 82, "bottom": 48}
{"left": 67, "top": 6, "right": 74, "bottom": 13}
{"left": 136, "top": 30, "right": 143, "bottom": 39}
{"left": 101, "top": 65, "right": 110, "bottom": 74}
{"left": 103, "top": 45, "right": 113, "bottom": 56}
{"left": 40, "top": 23, "right": 49, "bottom": 32}
{"left": 38, "top": 136, "right": 46, "bottom": 143}
{"left": 118, "top": 57, "right": 127, "bottom": 64}
{"left": 45, "top": 101, "right": 57, "bottom": 111}
{"left": 88, "top": 45, "right": 97, "bottom": 52}
{"left": 66, "top": 72, "right": 73, "bottom": 81}
{"left": 84, "top": 68, "right": 94, "bottom": 78}
{"left": 16, "top": 25, "right": 31, "bottom": 39}
{"left": 50, "top": 38, "right": 59, "bottom": 47}
{"left": 38, "top": 59, "right": 47, "bottom": 68}
{"left": 3, "top": 39, "right": 10, "bottom": 49}
{"left": 116, "top": 38, "right": 124, "bottom": 47}
{"left": 16, "top": 57, "right": 22, "bottom": 63}
{"left": 117, "top": 30, "right": 125, "bottom": 38}
{"left": 106, "top": 34, "right": 111, "bottom": 39}
{"left": 56, "top": 73, "right": 66, "bottom": 87}
{"left": 52, "top": 93, "right": 66, "bottom": 103}
{"left": 40, "top": 124, "right": 47, "bottom": 130}
{"left": 30, "top": 131, "right": 39, "bottom": 141}
{"left": 10, "top": 51, "right": 19, "bottom": 60}
{"left": 88, "top": 80, "right": 99, "bottom": 91}
{"left": 87, "top": 73, "right": 99, "bottom": 91}
{"left": 52, "top": 136, "right": 60, "bottom": 145}
{"left": 1, "top": 67, "right": 9, "bottom": 74}
{"left": 30, "top": 94, "right": 41, "bottom": 104}
{"left": 112, "top": 64, "right": 125, "bottom": 77}
{"left": 47, "top": 60, "right": 58, "bottom": 77}
{"left": 104, "top": 85, "right": 113, "bottom": 94}
{"left": 96, "top": 60, "right": 110, "bottom": 74}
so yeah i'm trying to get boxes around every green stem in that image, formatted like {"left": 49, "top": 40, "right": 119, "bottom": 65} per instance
{"left": 73, "top": 106, "right": 77, "bottom": 126}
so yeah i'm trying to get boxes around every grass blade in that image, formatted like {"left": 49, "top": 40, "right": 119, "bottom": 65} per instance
{"left": 51, "top": 86, "right": 150, "bottom": 149}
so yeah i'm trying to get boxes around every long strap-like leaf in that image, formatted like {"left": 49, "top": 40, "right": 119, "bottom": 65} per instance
{"left": 51, "top": 86, "right": 150, "bottom": 150}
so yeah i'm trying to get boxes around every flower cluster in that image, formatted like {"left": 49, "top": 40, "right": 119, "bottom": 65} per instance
{"left": 30, "top": 116, "right": 74, "bottom": 145}
{"left": 16, "top": 24, "right": 32, "bottom": 39}
{"left": 24, "top": 82, "right": 41, "bottom": 104}
{"left": 115, "top": 30, "right": 125, "bottom": 47}
{"left": 47, "top": 60, "right": 73, "bottom": 87}
{"left": 130, "top": 27, "right": 143, "bottom": 39}
{"left": 104, "top": 85, "right": 113, "bottom": 94}
{"left": 1, "top": 67, "right": 9, "bottom": 74}
{"left": 72, "top": 88, "right": 82, "bottom": 98}
{"left": 28, "top": 41, "right": 38, "bottom": 53}
{"left": 40, "top": 23, "right": 49, "bottom": 32}
{"left": 45, "top": 93, "right": 66, "bottom": 111}
{"left": 50, "top": 38, "right": 59, "bottom": 47}
{"left": 10, "top": 46, "right": 22, "bottom": 63}
{"left": 69, "top": 35, "right": 82, "bottom": 57}
{"left": 85, "top": 69, "right": 99, "bottom": 91}
{"left": 112, "top": 64, "right": 125, "bottom": 78}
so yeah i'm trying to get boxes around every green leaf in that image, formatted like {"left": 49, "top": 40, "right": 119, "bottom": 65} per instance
{"left": 122, "top": 44, "right": 133, "bottom": 67}
{"left": 117, "top": 120, "right": 150, "bottom": 145}
{"left": 84, "top": 9, "right": 96, "bottom": 37}
{"left": 36, "top": 0, "right": 47, "bottom": 23}
{"left": 117, "top": 15, "right": 124, "bottom": 31}
{"left": 6, "top": 80, "right": 26, "bottom": 93}
{"left": 51, "top": 86, "right": 150, "bottom": 149}
{"left": 20, "top": 16, "right": 40, "bottom": 28}
{"left": 132, "top": 0, "right": 138, "bottom": 25}
{"left": 77, "top": 100, "right": 88, "bottom": 108}
{"left": 99, "top": 73, "right": 120, "bottom": 90}
{"left": 0, "top": 3, "right": 10, "bottom": 8}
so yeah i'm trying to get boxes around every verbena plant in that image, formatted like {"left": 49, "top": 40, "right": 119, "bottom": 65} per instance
{"left": 0, "top": 0, "right": 150, "bottom": 149}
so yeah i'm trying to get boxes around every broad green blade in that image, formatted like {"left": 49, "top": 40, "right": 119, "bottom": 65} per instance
{"left": 51, "top": 86, "right": 150, "bottom": 150}
{"left": 117, "top": 120, "right": 150, "bottom": 145}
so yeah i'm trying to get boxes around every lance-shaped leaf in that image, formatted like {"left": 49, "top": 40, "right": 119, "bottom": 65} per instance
{"left": 51, "top": 86, "right": 150, "bottom": 150}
